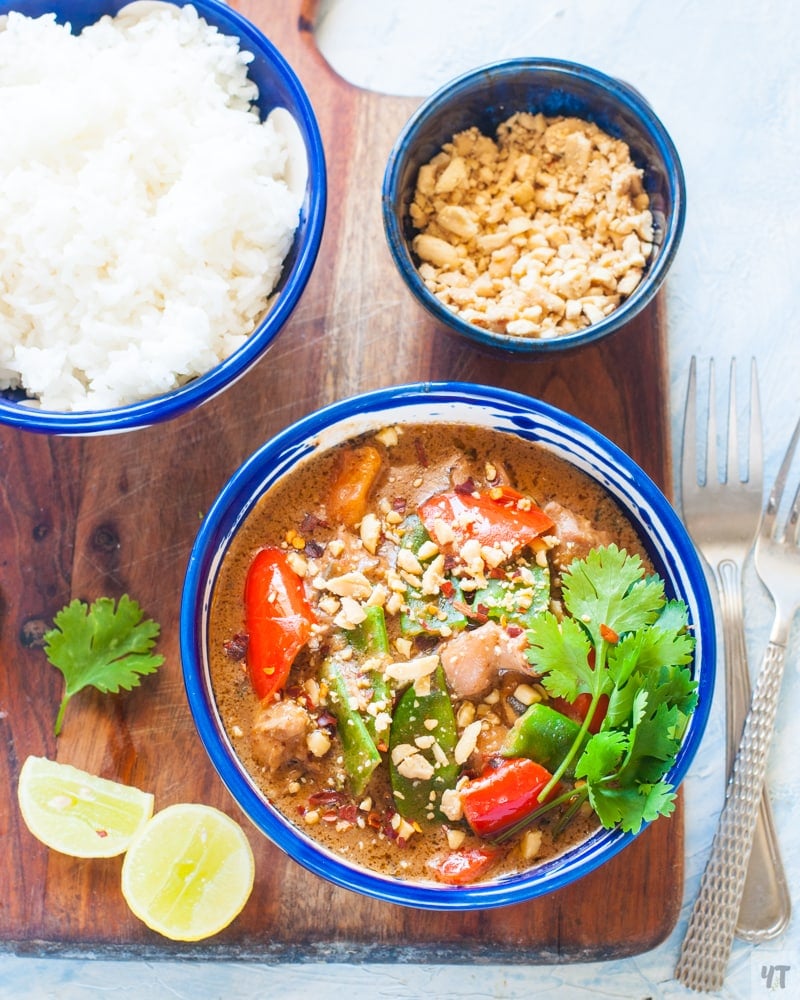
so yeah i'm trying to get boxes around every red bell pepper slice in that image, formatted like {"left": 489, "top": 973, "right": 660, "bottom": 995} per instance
{"left": 244, "top": 546, "right": 316, "bottom": 701}
{"left": 428, "top": 846, "right": 500, "bottom": 886}
{"left": 550, "top": 692, "right": 609, "bottom": 735}
{"left": 418, "top": 486, "right": 553, "bottom": 556}
{"left": 461, "top": 757, "right": 558, "bottom": 839}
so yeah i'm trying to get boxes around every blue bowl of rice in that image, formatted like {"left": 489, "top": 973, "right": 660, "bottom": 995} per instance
{"left": 181, "top": 382, "right": 715, "bottom": 910}
{"left": 0, "top": 0, "right": 326, "bottom": 433}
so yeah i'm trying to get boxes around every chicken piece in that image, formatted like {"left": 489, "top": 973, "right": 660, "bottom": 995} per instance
{"left": 439, "top": 620, "right": 532, "bottom": 700}
{"left": 543, "top": 499, "right": 612, "bottom": 571}
{"left": 251, "top": 699, "right": 311, "bottom": 771}
{"left": 468, "top": 723, "right": 511, "bottom": 775}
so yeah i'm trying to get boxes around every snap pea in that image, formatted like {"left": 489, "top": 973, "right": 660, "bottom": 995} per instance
{"left": 389, "top": 663, "right": 459, "bottom": 825}
{"left": 473, "top": 564, "right": 550, "bottom": 629}
{"left": 397, "top": 514, "right": 468, "bottom": 637}
{"left": 320, "top": 657, "right": 381, "bottom": 796}
{"left": 343, "top": 605, "right": 392, "bottom": 745}
{"left": 347, "top": 603, "right": 390, "bottom": 656}
{"left": 501, "top": 702, "right": 587, "bottom": 777}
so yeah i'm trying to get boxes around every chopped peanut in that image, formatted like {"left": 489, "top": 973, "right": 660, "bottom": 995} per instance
{"left": 410, "top": 112, "right": 652, "bottom": 339}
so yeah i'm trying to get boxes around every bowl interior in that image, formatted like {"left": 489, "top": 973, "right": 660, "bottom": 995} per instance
{"left": 0, "top": 0, "right": 326, "bottom": 432}
{"left": 382, "top": 58, "right": 686, "bottom": 354}
{"left": 181, "top": 382, "right": 714, "bottom": 911}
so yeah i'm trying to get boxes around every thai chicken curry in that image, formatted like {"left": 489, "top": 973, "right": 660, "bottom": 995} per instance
{"left": 209, "top": 423, "right": 697, "bottom": 886}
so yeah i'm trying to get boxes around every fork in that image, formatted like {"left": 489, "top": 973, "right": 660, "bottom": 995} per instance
{"left": 680, "top": 356, "right": 790, "bottom": 940}
{"left": 676, "top": 414, "right": 800, "bottom": 992}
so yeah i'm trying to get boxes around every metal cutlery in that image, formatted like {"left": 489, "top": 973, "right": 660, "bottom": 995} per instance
{"left": 680, "top": 356, "right": 790, "bottom": 941}
{"left": 676, "top": 413, "right": 800, "bottom": 991}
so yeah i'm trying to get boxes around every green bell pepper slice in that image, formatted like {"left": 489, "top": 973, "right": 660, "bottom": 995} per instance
{"left": 501, "top": 702, "right": 587, "bottom": 778}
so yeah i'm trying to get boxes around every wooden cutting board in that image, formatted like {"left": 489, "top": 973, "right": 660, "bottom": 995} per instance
{"left": 0, "top": 0, "right": 681, "bottom": 961}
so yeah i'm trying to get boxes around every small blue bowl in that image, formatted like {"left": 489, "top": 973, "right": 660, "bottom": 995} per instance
{"left": 180, "top": 382, "right": 714, "bottom": 911}
{"left": 383, "top": 58, "right": 686, "bottom": 355}
{"left": 0, "top": 0, "right": 326, "bottom": 434}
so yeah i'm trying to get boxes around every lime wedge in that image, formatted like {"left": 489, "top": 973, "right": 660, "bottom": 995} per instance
{"left": 121, "top": 802, "right": 255, "bottom": 941}
{"left": 17, "top": 755, "right": 154, "bottom": 858}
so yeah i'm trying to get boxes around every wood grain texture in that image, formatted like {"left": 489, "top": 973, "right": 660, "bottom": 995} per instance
{"left": 0, "top": 0, "right": 679, "bottom": 961}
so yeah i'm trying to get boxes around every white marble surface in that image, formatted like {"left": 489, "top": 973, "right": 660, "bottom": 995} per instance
{"left": 2, "top": 1, "right": 799, "bottom": 997}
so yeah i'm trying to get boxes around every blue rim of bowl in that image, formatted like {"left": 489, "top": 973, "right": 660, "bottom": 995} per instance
{"left": 0, "top": 0, "right": 326, "bottom": 434}
{"left": 382, "top": 57, "right": 686, "bottom": 355}
{"left": 180, "top": 381, "right": 715, "bottom": 911}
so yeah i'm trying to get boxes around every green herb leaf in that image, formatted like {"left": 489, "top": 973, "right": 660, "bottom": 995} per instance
{"left": 44, "top": 595, "right": 164, "bottom": 736}
{"left": 562, "top": 544, "right": 665, "bottom": 641}
{"left": 522, "top": 545, "right": 697, "bottom": 833}
{"left": 524, "top": 612, "right": 596, "bottom": 701}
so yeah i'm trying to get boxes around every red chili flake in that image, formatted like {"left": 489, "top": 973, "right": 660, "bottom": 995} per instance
{"left": 284, "top": 686, "right": 314, "bottom": 712}
{"left": 95, "top": 829, "right": 109, "bottom": 838}
{"left": 453, "top": 600, "right": 488, "bottom": 623}
{"left": 454, "top": 477, "right": 476, "bottom": 495}
{"left": 487, "top": 567, "right": 506, "bottom": 579}
{"left": 599, "top": 623, "right": 620, "bottom": 644}
{"left": 440, "top": 580, "right": 455, "bottom": 598}
{"left": 391, "top": 496, "right": 407, "bottom": 513}
{"left": 413, "top": 437, "right": 429, "bottom": 467}
{"left": 506, "top": 624, "right": 524, "bottom": 638}
{"left": 338, "top": 804, "right": 359, "bottom": 824}
{"left": 367, "top": 811, "right": 383, "bottom": 830}
{"left": 321, "top": 810, "right": 340, "bottom": 823}
{"left": 308, "top": 789, "right": 349, "bottom": 807}
{"left": 222, "top": 633, "right": 249, "bottom": 660}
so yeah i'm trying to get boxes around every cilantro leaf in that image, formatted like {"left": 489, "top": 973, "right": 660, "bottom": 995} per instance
{"left": 576, "top": 718, "right": 680, "bottom": 834}
{"left": 562, "top": 544, "right": 665, "bottom": 642}
{"left": 605, "top": 629, "right": 697, "bottom": 727}
{"left": 575, "top": 729, "right": 627, "bottom": 783}
{"left": 654, "top": 598, "right": 691, "bottom": 632}
{"left": 586, "top": 777, "right": 677, "bottom": 833}
{"left": 524, "top": 612, "right": 594, "bottom": 701}
{"left": 618, "top": 693, "right": 683, "bottom": 784}
{"left": 44, "top": 595, "right": 164, "bottom": 736}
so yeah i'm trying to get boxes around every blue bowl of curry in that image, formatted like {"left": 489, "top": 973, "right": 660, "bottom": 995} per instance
{"left": 180, "top": 382, "right": 714, "bottom": 910}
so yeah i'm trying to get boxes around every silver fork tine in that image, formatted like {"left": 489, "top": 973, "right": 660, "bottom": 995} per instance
{"left": 725, "top": 358, "right": 737, "bottom": 483}
{"left": 764, "top": 416, "right": 800, "bottom": 542}
{"left": 706, "top": 357, "right": 717, "bottom": 486}
{"left": 681, "top": 356, "right": 698, "bottom": 498}
{"left": 749, "top": 359, "right": 763, "bottom": 490}
{"left": 790, "top": 478, "right": 800, "bottom": 545}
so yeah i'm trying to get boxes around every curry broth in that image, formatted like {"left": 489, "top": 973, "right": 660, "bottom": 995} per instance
{"left": 209, "top": 423, "right": 650, "bottom": 884}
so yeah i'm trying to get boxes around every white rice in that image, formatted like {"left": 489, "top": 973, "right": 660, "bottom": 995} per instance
{"left": 0, "top": 2, "right": 302, "bottom": 411}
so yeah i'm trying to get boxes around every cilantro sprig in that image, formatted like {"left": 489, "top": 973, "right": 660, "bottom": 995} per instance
{"left": 44, "top": 595, "right": 165, "bottom": 736}
{"left": 520, "top": 545, "right": 697, "bottom": 836}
